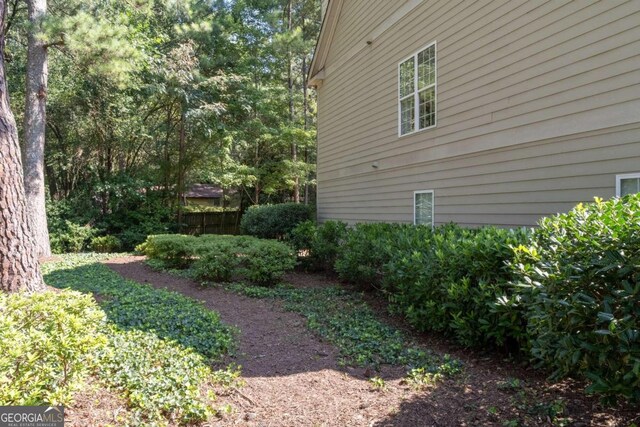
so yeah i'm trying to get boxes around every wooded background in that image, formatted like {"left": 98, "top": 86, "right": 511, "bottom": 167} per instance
{"left": 4, "top": 0, "right": 321, "bottom": 253}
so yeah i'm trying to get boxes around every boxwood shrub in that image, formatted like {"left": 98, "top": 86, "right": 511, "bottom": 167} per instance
{"left": 137, "top": 234, "right": 198, "bottom": 268}
{"left": 335, "top": 223, "right": 413, "bottom": 287}
{"left": 90, "top": 235, "right": 122, "bottom": 253}
{"left": 240, "top": 203, "right": 312, "bottom": 239}
{"left": 383, "top": 225, "right": 530, "bottom": 350}
{"left": 511, "top": 195, "right": 640, "bottom": 402}
{"left": 291, "top": 220, "right": 348, "bottom": 272}
{"left": 240, "top": 239, "right": 298, "bottom": 285}
{"left": 193, "top": 240, "right": 238, "bottom": 282}
{"left": 140, "top": 234, "right": 297, "bottom": 285}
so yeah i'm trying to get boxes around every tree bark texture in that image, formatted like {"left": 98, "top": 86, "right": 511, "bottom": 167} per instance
{"left": 0, "top": 0, "right": 45, "bottom": 292}
{"left": 23, "top": 0, "right": 51, "bottom": 257}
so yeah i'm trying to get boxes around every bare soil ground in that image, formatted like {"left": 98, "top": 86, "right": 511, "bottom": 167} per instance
{"left": 64, "top": 376, "right": 129, "bottom": 427}
{"left": 102, "top": 256, "right": 639, "bottom": 427}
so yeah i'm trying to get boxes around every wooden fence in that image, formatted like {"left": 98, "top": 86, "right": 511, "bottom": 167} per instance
{"left": 181, "top": 211, "right": 241, "bottom": 235}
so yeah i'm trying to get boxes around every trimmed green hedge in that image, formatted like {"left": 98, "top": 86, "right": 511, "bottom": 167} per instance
{"left": 290, "top": 220, "right": 348, "bottom": 272}
{"left": 139, "top": 234, "right": 296, "bottom": 285}
{"left": 335, "top": 223, "right": 409, "bottom": 286}
{"left": 294, "top": 222, "right": 529, "bottom": 349}
{"left": 511, "top": 195, "right": 640, "bottom": 402}
{"left": 291, "top": 194, "right": 640, "bottom": 402}
{"left": 240, "top": 203, "right": 312, "bottom": 239}
{"left": 383, "top": 225, "right": 530, "bottom": 349}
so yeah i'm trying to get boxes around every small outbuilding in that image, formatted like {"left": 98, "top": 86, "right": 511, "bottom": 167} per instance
{"left": 184, "top": 184, "right": 239, "bottom": 208}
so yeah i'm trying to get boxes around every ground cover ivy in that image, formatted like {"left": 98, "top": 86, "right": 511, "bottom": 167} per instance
{"left": 43, "top": 254, "right": 234, "bottom": 359}
{"left": 225, "top": 283, "right": 462, "bottom": 378}
{"left": 98, "top": 328, "right": 216, "bottom": 425}
{"left": 41, "top": 254, "right": 237, "bottom": 425}
{"left": 147, "top": 258, "right": 462, "bottom": 379}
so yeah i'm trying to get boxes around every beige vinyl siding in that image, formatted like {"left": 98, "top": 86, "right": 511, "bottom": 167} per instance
{"left": 318, "top": 123, "right": 640, "bottom": 226}
{"left": 316, "top": 0, "right": 640, "bottom": 227}
{"left": 324, "top": 0, "right": 399, "bottom": 67}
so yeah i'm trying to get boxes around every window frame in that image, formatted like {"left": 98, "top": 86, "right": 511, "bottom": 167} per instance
{"left": 616, "top": 172, "right": 640, "bottom": 197}
{"left": 413, "top": 190, "right": 435, "bottom": 227}
{"left": 398, "top": 41, "right": 437, "bottom": 137}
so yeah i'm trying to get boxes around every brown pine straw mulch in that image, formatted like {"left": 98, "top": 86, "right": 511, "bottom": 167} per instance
{"left": 61, "top": 255, "right": 638, "bottom": 426}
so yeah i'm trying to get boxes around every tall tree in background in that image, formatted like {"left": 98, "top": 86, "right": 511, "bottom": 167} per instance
{"left": 2, "top": 0, "right": 322, "bottom": 253}
{"left": 0, "top": 0, "right": 44, "bottom": 292}
{"left": 285, "top": 0, "right": 299, "bottom": 203}
{"left": 23, "top": 0, "right": 50, "bottom": 257}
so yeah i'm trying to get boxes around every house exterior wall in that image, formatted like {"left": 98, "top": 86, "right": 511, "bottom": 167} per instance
{"left": 316, "top": 0, "right": 640, "bottom": 227}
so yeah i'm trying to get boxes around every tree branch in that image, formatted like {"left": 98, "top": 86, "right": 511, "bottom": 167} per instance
{"left": 4, "top": 0, "right": 22, "bottom": 37}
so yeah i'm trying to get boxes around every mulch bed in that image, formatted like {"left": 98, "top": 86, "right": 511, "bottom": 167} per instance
{"left": 64, "top": 376, "right": 129, "bottom": 427}
{"left": 101, "top": 257, "right": 639, "bottom": 427}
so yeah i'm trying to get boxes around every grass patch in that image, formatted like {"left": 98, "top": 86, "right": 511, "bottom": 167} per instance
{"left": 39, "top": 254, "right": 237, "bottom": 425}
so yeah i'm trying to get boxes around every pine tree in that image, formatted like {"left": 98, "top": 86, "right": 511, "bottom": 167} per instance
{"left": 0, "top": 0, "right": 45, "bottom": 293}
{"left": 23, "top": 0, "right": 51, "bottom": 257}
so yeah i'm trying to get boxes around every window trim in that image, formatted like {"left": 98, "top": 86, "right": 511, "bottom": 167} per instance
{"left": 616, "top": 172, "right": 640, "bottom": 197}
{"left": 413, "top": 190, "right": 435, "bottom": 227}
{"left": 398, "top": 41, "right": 437, "bottom": 138}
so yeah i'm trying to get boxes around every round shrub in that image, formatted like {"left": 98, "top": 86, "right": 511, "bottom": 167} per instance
{"left": 240, "top": 203, "right": 312, "bottom": 239}
{"left": 193, "top": 242, "right": 238, "bottom": 282}
{"left": 240, "top": 240, "right": 297, "bottom": 285}
{"left": 90, "top": 235, "right": 122, "bottom": 253}
{"left": 50, "top": 220, "right": 95, "bottom": 254}
{"left": 291, "top": 220, "right": 348, "bottom": 272}
{"left": 511, "top": 195, "right": 640, "bottom": 402}
{"left": 0, "top": 291, "right": 107, "bottom": 405}
{"left": 138, "top": 234, "right": 198, "bottom": 268}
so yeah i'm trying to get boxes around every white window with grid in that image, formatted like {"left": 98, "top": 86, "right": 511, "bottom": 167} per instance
{"left": 414, "top": 190, "right": 434, "bottom": 227}
{"left": 617, "top": 173, "right": 640, "bottom": 197}
{"left": 399, "top": 42, "right": 436, "bottom": 136}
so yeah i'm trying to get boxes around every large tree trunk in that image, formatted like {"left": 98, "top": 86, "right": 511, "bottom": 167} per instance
{"left": 23, "top": 0, "right": 50, "bottom": 257}
{"left": 0, "top": 0, "right": 45, "bottom": 293}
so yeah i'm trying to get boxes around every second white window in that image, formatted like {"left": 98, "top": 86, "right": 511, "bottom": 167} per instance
{"left": 414, "top": 191, "right": 434, "bottom": 227}
{"left": 399, "top": 42, "right": 436, "bottom": 136}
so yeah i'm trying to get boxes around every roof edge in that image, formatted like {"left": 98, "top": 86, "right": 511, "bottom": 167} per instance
{"left": 307, "top": 0, "right": 343, "bottom": 88}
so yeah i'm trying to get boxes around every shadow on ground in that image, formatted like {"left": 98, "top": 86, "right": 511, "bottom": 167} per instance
{"left": 44, "top": 256, "right": 640, "bottom": 427}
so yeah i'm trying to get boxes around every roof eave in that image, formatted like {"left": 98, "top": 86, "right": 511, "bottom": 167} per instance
{"left": 307, "top": 0, "right": 343, "bottom": 88}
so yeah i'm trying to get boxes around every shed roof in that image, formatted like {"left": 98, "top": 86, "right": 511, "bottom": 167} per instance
{"left": 185, "top": 184, "right": 224, "bottom": 199}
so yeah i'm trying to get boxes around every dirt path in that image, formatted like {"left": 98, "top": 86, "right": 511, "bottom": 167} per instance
{"left": 104, "top": 256, "right": 637, "bottom": 427}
